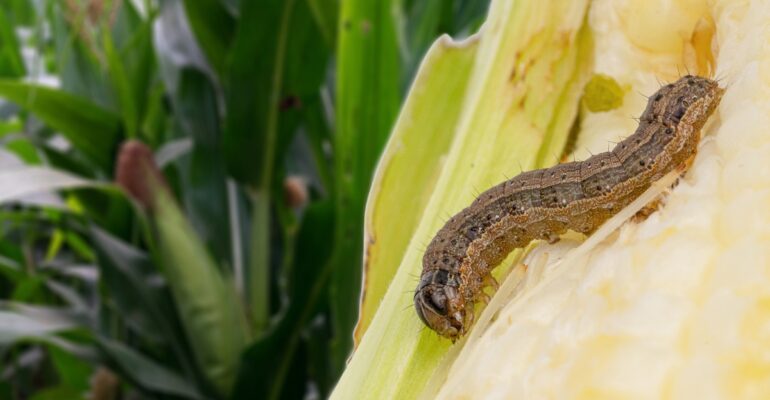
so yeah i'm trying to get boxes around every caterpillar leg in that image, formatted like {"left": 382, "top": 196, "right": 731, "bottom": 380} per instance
{"left": 634, "top": 155, "right": 696, "bottom": 223}
{"left": 483, "top": 274, "right": 499, "bottom": 290}
{"left": 632, "top": 196, "right": 666, "bottom": 223}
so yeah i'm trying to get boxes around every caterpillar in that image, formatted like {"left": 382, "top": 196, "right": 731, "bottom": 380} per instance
{"left": 414, "top": 75, "right": 724, "bottom": 341}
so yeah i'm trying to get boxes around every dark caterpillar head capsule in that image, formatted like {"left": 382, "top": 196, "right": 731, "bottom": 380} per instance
{"left": 414, "top": 269, "right": 464, "bottom": 340}
{"left": 664, "top": 75, "right": 724, "bottom": 125}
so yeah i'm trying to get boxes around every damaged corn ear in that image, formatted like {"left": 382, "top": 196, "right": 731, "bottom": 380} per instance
{"left": 339, "top": 0, "right": 770, "bottom": 398}
{"left": 435, "top": 0, "right": 770, "bottom": 399}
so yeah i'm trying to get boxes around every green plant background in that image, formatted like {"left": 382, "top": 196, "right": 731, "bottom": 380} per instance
{"left": 0, "top": 0, "right": 489, "bottom": 399}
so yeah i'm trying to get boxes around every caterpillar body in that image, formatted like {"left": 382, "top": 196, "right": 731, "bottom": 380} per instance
{"left": 414, "top": 75, "right": 724, "bottom": 341}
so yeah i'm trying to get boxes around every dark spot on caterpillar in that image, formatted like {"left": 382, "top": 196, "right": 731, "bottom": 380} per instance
{"left": 672, "top": 106, "right": 686, "bottom": 121}
{"left": 434, "top": 269, "right": 449, "bottom": 284}
{"left": 415, "top": 75, "right": 724, "bottom": 341}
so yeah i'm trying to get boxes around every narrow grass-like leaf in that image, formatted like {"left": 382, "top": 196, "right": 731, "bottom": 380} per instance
{"left": 103, "top": 32, "right": 138, "bottom": 138}
{"left": 47, "top": 346, "right": 92, "bottom": 392}
{"left": 172, "top": 68, "right": 232, "bottom": 267}
{"left": 355, "top": 35, "right": 479, "bottom": 342}
{"left": 0, "top": 8, "right": 25, "bottom": 78}
{"left": 0, "top": 167, "right": 99, "bottom": 204}
{"left": 180, "top": 0, "right": 235, "bottom": 79}
{"left": 278, "top": 0, "right": 332, "bottom": 157}
{"left": 3, "top": 0, "right": 35, "bottom": 25}
{"left": 453, "top": 0, "right": 491, "bottom": 33}
{"left": 89, "top": 225, "right": 196, "bottom": 375}
{"left": 307, "top": 0, "right": 339, "bottom": 48}
{"left": 99, "top": 1, "right": 155, "bottom": 140}
{"left": 330, "top": 0, "right": 401, "bottom": 374}
{"left": 0, "top": 82, "right": 122, "bottom": 172}
{"left": 247, "top": 192, "right": 270, "bottom": 330}
{"left": 232, "top": 201, "right": 335, "bottom": 400}
{"left": 97, "top": 338, "right": 204, "bottom": 399}
{"left": 48, "top": 4, "right": 114, "bottom": 109}
{"left": 222, "top": 0, "right": 290, "bottom": 185}
{"left": 0, "top": 310, "right": 76, "bottom": 343}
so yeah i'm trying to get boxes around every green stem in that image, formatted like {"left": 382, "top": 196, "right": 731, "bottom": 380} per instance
{"left": 248, "top": 190, "right": 270, "bottom": 331}
{"left": 247, "top": 0, "right": 296, "bottom": 333}
{"left": 268, "top": 257, "right": 334, "bottom": 400}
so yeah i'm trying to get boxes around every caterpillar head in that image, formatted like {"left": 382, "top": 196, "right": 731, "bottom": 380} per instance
{"left": 414, "top": 269, "right": 465, "bottom": 341}
{"left": 645, "top": 75, "right": 724, "bottom": 128}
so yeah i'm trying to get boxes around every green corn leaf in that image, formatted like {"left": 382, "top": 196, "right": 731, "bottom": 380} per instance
{"left": 173, "top": 68, "right": 232, "bottom": 266}
{"left": 0, "top": 82, "right": 122, "bottom": 172}
{"left": 0, "top": 167, "right": 99, "bottom": 204}
{"left": 103, "top": 32, "right": 138, "bottom": 138}
{"left": 329, "top": 0, "right": 402, "bottom": 375}
{"left": 180, "top": 0, "right": 235, "bottom": 79}
{"left": 0, "top": 310, "right": 76, "bottom": 344}
{"left": 47, "top": 346, "right": 92, "bottom": 392}
{"left": 89, "top": 226, "right": 195, "bottom": 369}
{"left": 222, "top": 0, "right": 290, "bottom": 186}
{"left": 355, "top": 34, "right": 479, "bottom": 343}
{"left": 307, "top": 0, "right": 339, "bottom": 48}
{"left": 48, "top": 3, "right": 114, "bottom": 109}
{"left": 232, "top": 201, "right": 335, "bottom": 400}
{"left": 0, "top": 8, "right": 25, "bottom": 78}
{"left": 97, "top": 338, "right": 204, "bottom": 399}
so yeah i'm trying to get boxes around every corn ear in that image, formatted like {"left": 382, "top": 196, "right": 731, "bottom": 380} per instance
{"left": 116, "top": 141, "right": 249, "bottom": 396}
{"left": 438, "top": 0, "right": 770, "bottom": 397}
{"left": 342, "top": 0, "right": 770, "bottom": 398}
{"left": 151, "top": 189, "right": 250, "bottom": 396}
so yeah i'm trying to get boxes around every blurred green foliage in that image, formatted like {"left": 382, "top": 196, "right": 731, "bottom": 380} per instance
{"left": 0, "top": 0, "right": 488, "bottom": 398}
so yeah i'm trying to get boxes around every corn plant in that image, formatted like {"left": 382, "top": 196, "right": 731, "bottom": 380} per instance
{"left": 0, "top": 0, "right": 488, "bottom": 398}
